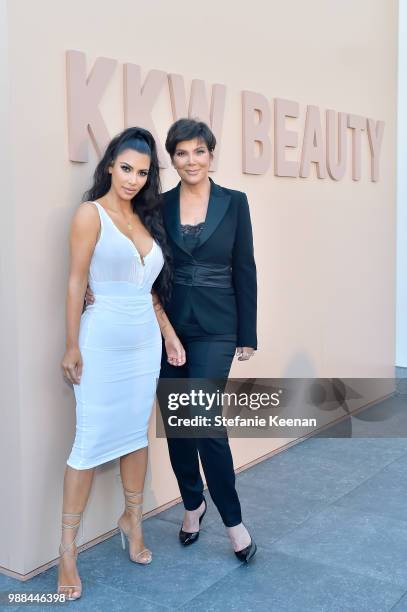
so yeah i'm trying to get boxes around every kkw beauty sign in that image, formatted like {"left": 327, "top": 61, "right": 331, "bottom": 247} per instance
{"left": 66, "top": 50, "right": 384, "bottom": 181}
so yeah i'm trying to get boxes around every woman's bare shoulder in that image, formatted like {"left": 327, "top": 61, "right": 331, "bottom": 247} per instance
{"left": 71, "top": 201, "right": 100, "bottom": 232}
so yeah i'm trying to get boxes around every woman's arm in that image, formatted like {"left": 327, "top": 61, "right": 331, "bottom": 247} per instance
{"left": 151, "top": 291, "right": 175, "bottom": 340}
{"left": 61, "top": 203, "right": 99, "bottom": 384}
{"left": 231, "top": 192, "right": 258, "bottom": 354}
{"left": 152, "top": 291, "right": 186, "bottom": 366}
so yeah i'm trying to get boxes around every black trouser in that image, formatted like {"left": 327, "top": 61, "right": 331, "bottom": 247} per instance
{"left": 160, "top": 326, "right": 242, "bottom": 527}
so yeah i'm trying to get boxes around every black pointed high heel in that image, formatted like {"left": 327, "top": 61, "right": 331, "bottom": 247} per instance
{"left": 179, "top": 496, "right": 207, "bottom": 545}
{"left": 234, "top": 538, "right": 257, "bottom": 563}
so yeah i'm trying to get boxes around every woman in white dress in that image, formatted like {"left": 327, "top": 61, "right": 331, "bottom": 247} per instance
{"left": 58, "top": 127, "right": 186, "bottom": 600}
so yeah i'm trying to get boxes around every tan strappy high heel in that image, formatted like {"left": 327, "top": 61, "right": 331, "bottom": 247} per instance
{"left": 117, "top": 489, "right": 152, "bottom": 565}
{"left": 57, "top": 512, "right": 82, "bottom": 600}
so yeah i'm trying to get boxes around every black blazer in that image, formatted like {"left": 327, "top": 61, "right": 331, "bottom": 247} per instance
{"left": 163, "top": 178, "right": 257, "bottom": 349}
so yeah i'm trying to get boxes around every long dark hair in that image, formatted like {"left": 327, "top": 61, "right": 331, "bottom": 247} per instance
{"left": 83, "top": 127, "right": 172, "bottom": 306}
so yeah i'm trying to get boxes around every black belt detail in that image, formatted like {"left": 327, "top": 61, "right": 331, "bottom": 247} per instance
{"left": 173, "top": 263, "right": 233, "bottom": 288}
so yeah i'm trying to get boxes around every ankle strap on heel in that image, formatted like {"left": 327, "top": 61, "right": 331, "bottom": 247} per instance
{"left": 59, "top": 512, "right": 82, "bottom": 558}
{"left": 122, "top": 489, "right": 143, "bottom": 511}
{"left": 61, "top": 512, "right": 82, "bottom": 529}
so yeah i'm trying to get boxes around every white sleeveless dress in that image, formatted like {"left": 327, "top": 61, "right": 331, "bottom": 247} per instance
{"left": 66, "top": 201, "right": 164, "bottom": 469}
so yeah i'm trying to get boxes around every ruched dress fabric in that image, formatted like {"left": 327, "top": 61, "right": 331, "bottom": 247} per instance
{"left": 66, "top": 201, "right": 164, "bottom": 470}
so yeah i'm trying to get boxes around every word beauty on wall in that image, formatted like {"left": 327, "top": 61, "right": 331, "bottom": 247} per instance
{"left": 66, "top": 50, "right": 384, "bottom": 182}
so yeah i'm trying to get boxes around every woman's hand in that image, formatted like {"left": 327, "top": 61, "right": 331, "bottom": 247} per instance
{"left": 165, "top": 333, "right": 186, "bottom": 367}
{"left": 84, "top": 285, "right": 95, "bottom": 306}
{"left": 236, "top": 347, "right": 255, "bottom": 361}
{"left": 61, "top": 346, "right": 83, "bottom": 385}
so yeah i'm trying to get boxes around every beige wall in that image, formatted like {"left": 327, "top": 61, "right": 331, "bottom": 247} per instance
{"left": 0, "top": 0, "right": 397, "bottom": 575}
{"left": 0, "top": 0, "right": 24, "bottom": 574}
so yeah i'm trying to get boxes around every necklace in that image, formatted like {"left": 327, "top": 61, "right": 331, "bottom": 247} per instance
{"left": 105, "top": 196, "right": 134, "bottom": 231}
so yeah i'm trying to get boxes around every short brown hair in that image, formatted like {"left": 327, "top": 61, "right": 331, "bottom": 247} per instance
{"left": 165, "top": 118, "right": 216, "bottom": 158}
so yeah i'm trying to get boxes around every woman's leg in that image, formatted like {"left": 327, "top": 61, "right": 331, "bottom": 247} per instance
{"left": 186, "top": 338, "right": 252, "bottom": 551}
{"left": 118, "top": 447, "right": 151, "bottom": 563}
{"left": 58, "top": 465, "right": 95, "bottom": 599}
{"left": 159, "top": 353, "right": 206, "bottom": 531}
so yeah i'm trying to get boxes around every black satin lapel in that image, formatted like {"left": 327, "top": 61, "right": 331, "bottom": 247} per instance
{"left": 164, "top": 184, "right": 191, "bottom": 255}
{"left": 196, "top": 186, "right": 231, "bottom": 249}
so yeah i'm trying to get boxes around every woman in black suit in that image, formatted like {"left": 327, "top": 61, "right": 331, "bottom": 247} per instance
{"left": 158, "top": 118, "right": 257, "bottom": 562}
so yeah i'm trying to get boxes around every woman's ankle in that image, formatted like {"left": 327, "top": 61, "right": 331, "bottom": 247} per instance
{"left": 185, "top": 499, "right": 205, "bottom": 514}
